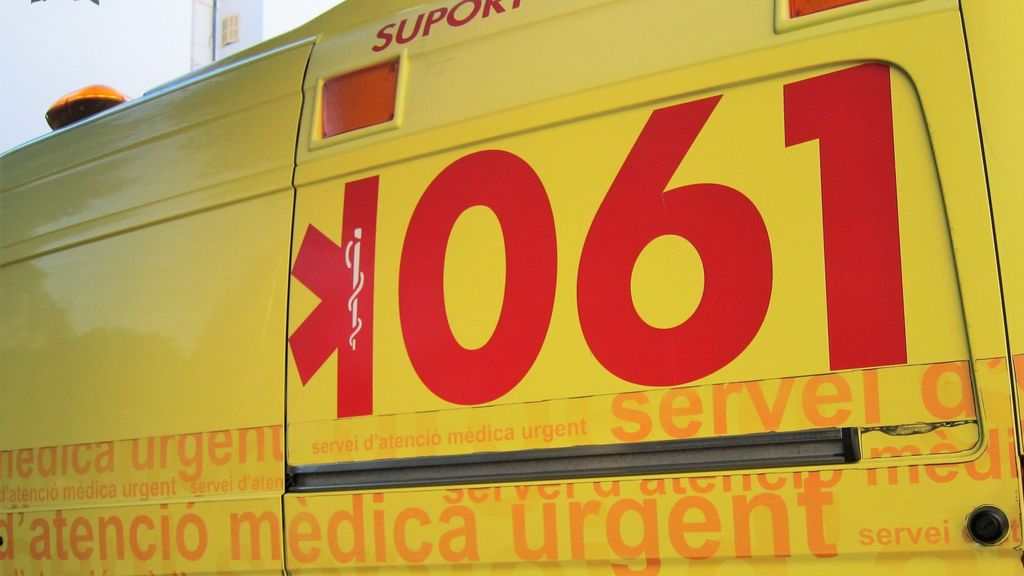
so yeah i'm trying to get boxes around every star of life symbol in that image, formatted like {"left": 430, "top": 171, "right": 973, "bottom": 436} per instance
{"left": 288, "top": 176, "right": 378, "bottom": 417}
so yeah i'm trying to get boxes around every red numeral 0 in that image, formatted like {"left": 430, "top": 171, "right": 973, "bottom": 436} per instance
{"left": 578, "top": 96, "right": 773, "bottom": 386}
{"left": 399, "top": 150, "right": 557, "bottom": 405}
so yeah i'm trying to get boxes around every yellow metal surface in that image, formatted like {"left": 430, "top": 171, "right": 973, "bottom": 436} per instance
{"left": 291, "top": 361, "right": 982, "bottom": 465}
{"left": 284, "top": 358, "right": 1019, "bottom": 573}
{"left": 960, "top": 0, "right": 1024, "bottom": 450}
{"left": 0, "top": 40, "right": 310, "bottom": 576}
{"left": 289, "top": 59, "right": 973, "bottom": 420}
{"left": 0, "top": 44, "right": 309, "bottom": 451}
{"left": 285, "top": 0, "right": 1016, "bottom": 572}
{"left": 1, "top": 0, "right": 1020, "bottom": 573}
{"left": 288, "top": 1, "right": 994, "bottom": 433}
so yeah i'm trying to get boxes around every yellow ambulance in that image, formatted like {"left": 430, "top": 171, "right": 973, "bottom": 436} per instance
{"left": 2, "top": 0, "right": 1023, "bottom": 573}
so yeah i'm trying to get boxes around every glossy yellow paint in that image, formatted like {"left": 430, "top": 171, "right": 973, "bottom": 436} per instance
{"left": 1, "top": 0, "right": 1022, "bottom": 573}
{"left": 286, "top": 0, "right": 1019, "bottom": 572}
{"left": 1, "top": 40, "right": 311, "bottom": 575}
{"left": 1, "top": 43, "right": 311, "bottom": 449}
{"left": 288, "top": 62, "right": 974, "bottom": 429}
{"left": 960, "top": 0, "right": 1024, "bottom": 448}
{"left": 284, "top": 358, "right": 1017, "bottom": 573}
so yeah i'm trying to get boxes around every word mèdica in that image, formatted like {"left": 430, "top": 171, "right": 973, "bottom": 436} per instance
{"left": 373, "top": 0, "right": 524, "bottom": 52}
{"left": 285, "top": 474, "right": 839, "bottom": 574}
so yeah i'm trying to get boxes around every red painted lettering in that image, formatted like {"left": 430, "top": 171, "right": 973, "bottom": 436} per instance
{"left": 578, "top": 96, "right": 772, "bottom": 386}
{"left": 785, "top": 63, "right": 907, "bottom": 371}
{"left": 372, "top": 23, "right": 396, "bottom": 52}
{"left": 400, "top": 150, "right": 556, "bottom": 405}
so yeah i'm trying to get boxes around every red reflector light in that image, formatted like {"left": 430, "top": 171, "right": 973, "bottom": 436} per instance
{"left": 322, "top": 60, "right": 400, "bottom": 138}
{"left": 790, "top": 0, "right": 868, "bottom": 17}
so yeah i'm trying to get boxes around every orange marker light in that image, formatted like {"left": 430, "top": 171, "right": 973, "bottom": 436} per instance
{"left": 322, "top": 59, "right": 400, "bottom": 138}
{"left": 45, "top": 84, "right": 127, "bottom": 130}
{"left": 790, "top": 0, "right": 868, "bottom": 17}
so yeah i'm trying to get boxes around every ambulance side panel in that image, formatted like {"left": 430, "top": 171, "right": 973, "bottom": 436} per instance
{"left": 961, "top": 0, "right": 1024, "bottom": 442}
{"left": 283, "top": 0, "right": 1019, "bottom": 573}
{"left": 0, "top": 43, "right": 311, "bottom": 575}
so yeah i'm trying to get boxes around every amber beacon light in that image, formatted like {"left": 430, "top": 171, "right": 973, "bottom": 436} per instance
{"left": 790, "top": 0, "right": 868, "bottom": 17}
{"left": 321, "top": 59, "right": 400, "bottom": 138}
{"left": 45, "top": 84, "right": 128, "bottom": 130}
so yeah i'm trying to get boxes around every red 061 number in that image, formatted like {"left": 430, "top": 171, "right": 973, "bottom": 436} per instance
{"left": 291, "top": 63, "right": 908, "bottom": 415}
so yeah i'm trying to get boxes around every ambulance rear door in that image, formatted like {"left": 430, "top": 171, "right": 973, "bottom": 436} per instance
{"left": 283, "top": 0, "right": 1017, "bottom": 572}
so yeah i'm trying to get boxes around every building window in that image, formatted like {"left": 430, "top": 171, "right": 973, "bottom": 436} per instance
{"left": 221, "top": 13, "right": 240, "bottom": 47}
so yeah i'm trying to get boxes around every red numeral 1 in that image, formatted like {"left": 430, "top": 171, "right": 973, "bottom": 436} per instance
{"left": 784, "top": 63, "right": 907, "bottom": 370}
{"left": 399, "top": 150, "right": 557, "bottom": 405}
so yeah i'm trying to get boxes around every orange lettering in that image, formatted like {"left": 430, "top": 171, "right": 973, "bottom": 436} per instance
{"left": 438, "top": 505, "right": 479, "bottom": 562}
{"left": 668, "top": 496, "right": 720, "bottom": 559}
{"left": 611, "top": 393, "right": 652, "bottom": 442}
{"left": 594, "top": 481, "right": 621, "bottom": 497}
{"left": 0, "top": 513, "right": 13, "bottom": 560}
{"left": 569, "top": 500, "right": 601, "bottom": 559}
{"left": 373, "top": 494, "right": 386, "bottom": 562}
{"left": 920, "top": 363, "right": 975, "bottom": 419}
{"left": 660, "top": 388, "right": 702, "bottom": 438}
{"left": 797, "top": 478, "right": 837, "bottom": 557}
{"left": 17, "top": 450, "right": 33, "bottom": 478}
{"left": 129, "top": 515, "right": 156, "bottom": 561}
{"left": 803, "top": 375, "right": 852, "bottom": 427}
{"left": 97, "top": 516, "right": 125, "bottom": 560}
{"left": 54, "top": 511, "right": 68, "bottom": 560}
{"left": 131, "top": 438, "right": 156, "bottom": 470}
{"left": 395, "top": 507, "right": 432, "bottom": 563}
{"left": 327, "top": 496, "right": 365, "bottom": 563}
{"left": 29, "top": 518, "right": 51, "bottom": 560}
{"left": 867, "top": 445, "right": 922, "bottom": 485}
{"left": 228, "top": 510, "right": 280, "bottom": 561}
{"left": 733, "top": 494, "right": 791, "bottom": 558}
{"left": 238, "top": 428, "right": 268, "bottom": 464}
{"left": 747, "top": 379, "right": 794, "bottom": 431}
{"left": 712, "top": 383, "right": 744, "bottom": 434}
{"left": 208, "top": 431, "right": 233, "bottom": 465}
{"left": 178, "top": 434, "right": 204, "bottom": 482}
{"left": 69, "top": 517, "right": 93, "bottom": 560}
{"left": 639, "top": 479, "right": 665, "bottom": 496}
{"left": 38, "top": 447, "right": 57, "bottom": 477}
{"left": 512, "top": 502, "right": 558, "bottom": 560}
{"left": 178, "top": 512, "right": 208, "bottom": 561}
{"left": 288, "top": 511, "right": 322, "bottom": 564}
{"left": 607, "top": 498, "right": 660, "bottom": 575}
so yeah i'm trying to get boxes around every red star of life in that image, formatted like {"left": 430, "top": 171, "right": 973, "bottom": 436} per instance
{"left": 288, "top": 177, "right": 379, "bottom": 418}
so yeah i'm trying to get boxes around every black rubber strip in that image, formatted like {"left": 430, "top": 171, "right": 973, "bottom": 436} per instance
{"left": 289, "top": 427, "right": 860, "bottom": 492}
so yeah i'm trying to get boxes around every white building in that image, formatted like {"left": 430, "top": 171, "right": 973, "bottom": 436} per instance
{"left": 0, "top": 0, "right": 343, "bottom": 152}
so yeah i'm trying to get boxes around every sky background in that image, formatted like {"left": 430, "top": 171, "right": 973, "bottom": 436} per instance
{"left": 0, "top": 0, "right": 343, "bottom": 152}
